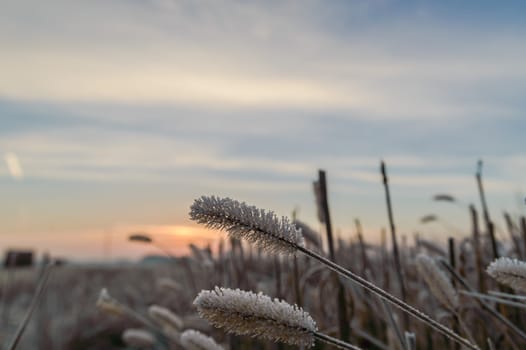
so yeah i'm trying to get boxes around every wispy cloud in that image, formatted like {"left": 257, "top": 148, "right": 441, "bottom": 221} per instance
{"left": 1, "top": 1, "right": 526, "bottom": 120}
{"left": 4, "top": 152, "right": 24, "bottom": 180}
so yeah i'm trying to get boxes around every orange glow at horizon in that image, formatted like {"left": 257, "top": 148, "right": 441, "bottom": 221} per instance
{"left": 0, "top": 224, "right": 223, "bottom": 262}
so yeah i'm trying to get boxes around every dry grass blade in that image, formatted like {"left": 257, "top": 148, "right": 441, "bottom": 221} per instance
{"left": 6, "top": 263, "right": 54, "bottom": 350}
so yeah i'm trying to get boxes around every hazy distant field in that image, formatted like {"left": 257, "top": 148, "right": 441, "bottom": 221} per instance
{"left": 2, "top": 224, "right": 524, "bottom": 350}
{"left": 0, "top": 262, "right": 215, "bottom": 349}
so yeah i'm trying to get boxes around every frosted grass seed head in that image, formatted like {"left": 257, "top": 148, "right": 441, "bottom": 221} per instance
{"left": 148, "top": 305, "right": 184, "bottom": 331}
{"left": 487, "top": 257, "right": 526, "bottom": 293}
{"left": 193, "top": 287, "right": 317, "bottom": 347}
{"left": 416, "top": 254, "right": 459, "bottom": 311}
{"left": 96, "top": 288, "right": 125, "bottom": 316}
{"left": 190, "top": 196, "right": 304, "bottom": 255}
{"left": 181, "top": 329, "right": 224, "bottom": 350}
{"left": 122, "top": 329, "right": 156, "bottom": 348}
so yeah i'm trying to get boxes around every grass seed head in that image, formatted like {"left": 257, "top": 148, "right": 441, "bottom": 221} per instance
{"left": 487, "top": 257, "right": 526, "bottom": 292}
{"left": 189, "top": 196, "right": 304, "bottom": 255}
{"left": 122, "top": 328, "right": 155, "bottom": 348}
{"left": 181, "top": 329, "right": 224, "bottom": 350}
{"left": 148, "top": 305, "right": 184, "bottom": 331}
{"left": 193, "top": 287, "right": 317, "bottom": 347}
{"left": 416, "top": 254, "right": 459, "bottom": 311}
{"left": 96, "top": 288, "right": 125, "bottom": 316}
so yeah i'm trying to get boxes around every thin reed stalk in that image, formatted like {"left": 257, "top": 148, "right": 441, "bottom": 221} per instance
{"left": 503, "top": 212, "right": 521, "bottom": 257}
{"left": 438, "top": 258, "right": 526, "bottom": 342}
{"left": 476, "top": 160, "right": 499, "bottom": 259}
{"left": 318, "top": 169, "right": 350, "bottom": 342}
{"left": 460, "top": 291, "right": 526, "bottom": 309}
{"left": 380, "top": 161, "right": 408, "bottom": 330}
{"left": 295, "top": 244, "right": 478, "bottom": 349}
{"left": 313, "top": 332, "right": 362, "bottom": 350}
{"left": 521, "top": 217, "right": 526, "bottom": 260}
{"left": 448, "top": 237, "right": 460, "bottom": 350}
{"left": 6, "top": 263, "right": 54, "bottom": 350}
{"left": 470, "top": 205, "right": 486, "bottom": 293}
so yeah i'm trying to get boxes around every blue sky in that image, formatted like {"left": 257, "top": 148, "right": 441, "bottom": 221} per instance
{"left": 1, "top": 0, "right": 525, "bottom": 260}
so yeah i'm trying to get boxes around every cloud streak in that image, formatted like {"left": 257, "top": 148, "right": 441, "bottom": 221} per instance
{"left": 1, "top": 1, "right": 526, "bottom": 120}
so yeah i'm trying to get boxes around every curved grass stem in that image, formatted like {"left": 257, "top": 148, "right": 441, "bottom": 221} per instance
{"left": 295, "top": 244, "right": 480, "bottom": 350}
{"left": 313, "top": 331, "right": 362, "bottom": 350}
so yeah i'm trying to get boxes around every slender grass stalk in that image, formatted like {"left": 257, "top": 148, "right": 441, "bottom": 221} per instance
{"left": 318, "top": 169, "right": 350, "bottom": 342}
{"left": 476, "top": 160, "right": 499, "bottom": 259}
{"left": 355, "top": 219, "right": 369, "bottom": 276}
{"left": 521, "top": 217, "right": 526, "bottom": 260}
{"left": 470, "top": 205, "right": 487, "bottom": 293}
{"left": 6, "top": 263, "right": 54, "bottom": 350}
{"left": 487, "top": 338, "right": 496, "bottom": 350}
{"left": 460, "top": 291, "right": 526, "bottom": 309}
{"left": 404, "top": 332, "right": 416, "bottom": 350}
{"left": 438, "top": 258, "right": 526, "bottom": 342}
{"left": 380, "top": 161, "right": 409, "bottom": 330}
{"left": 381, "top": 299, "right": 406, "bottom": 350}
{"left": 488, "top": 290, "right": 526, "bottom": 300}
{"left": 503, "top": 212, "right": 521, "bottom": 257}
{"left": 448, "top": 237, "right": 460, "bottom": 350}
{"left": 313, "top": 332, "right": 362, "bottom": 350}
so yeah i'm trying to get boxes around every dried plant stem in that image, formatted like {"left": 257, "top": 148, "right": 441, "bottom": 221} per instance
{"left": 439, "top": 259, "right": 526, "bottom": 342}
{"left": 470, "top": 205, "right": 486, "bottom": 293}
{"left": 460, "top": 291, "right": 526, "bottom": 309}
{"left": 313, "top": 332, "right": 362, "bottom": 350}
{"left": 293, "top": 244, "right": 479, "bottom": 349}
{"left": 504, "top": 212, "right": 521, "bottom": 257}
{"left": 317, "top": 169, "right": 350, "bottom": 342}
{"left": 404, "top": 332, "right": 416, "bottom": 350}
{"left": 380, "top": 161, "right": 408, "bottom": 330}
{"left": 476, "top": 160, "right": 499, "bottom": 259}
{"left": 381, "top": 299, "right": 406, "bottom": 350}
{"left": 448, "top": 237, "right": 460, "bottom": 350}
{"left": 7, "top": 263, "right": 53, "bottom": 350}
{"left": 489, "top": 290, "right": 526, "bottom": 300}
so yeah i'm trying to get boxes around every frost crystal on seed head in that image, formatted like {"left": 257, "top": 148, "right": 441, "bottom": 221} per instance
{"left": 189, "top": 196, "right": 304, "bottom": 255}
{"left": 181, "top": 329, "right": 224, "bottom": 350}
{"left": 416, "top": 254, "right": 459, "bottom": 310}
{"left": 193, "top": 287, "right": 317, "bottom": 347}
{"left": 487, "top": 257, "right": 526, "bottom": 292}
